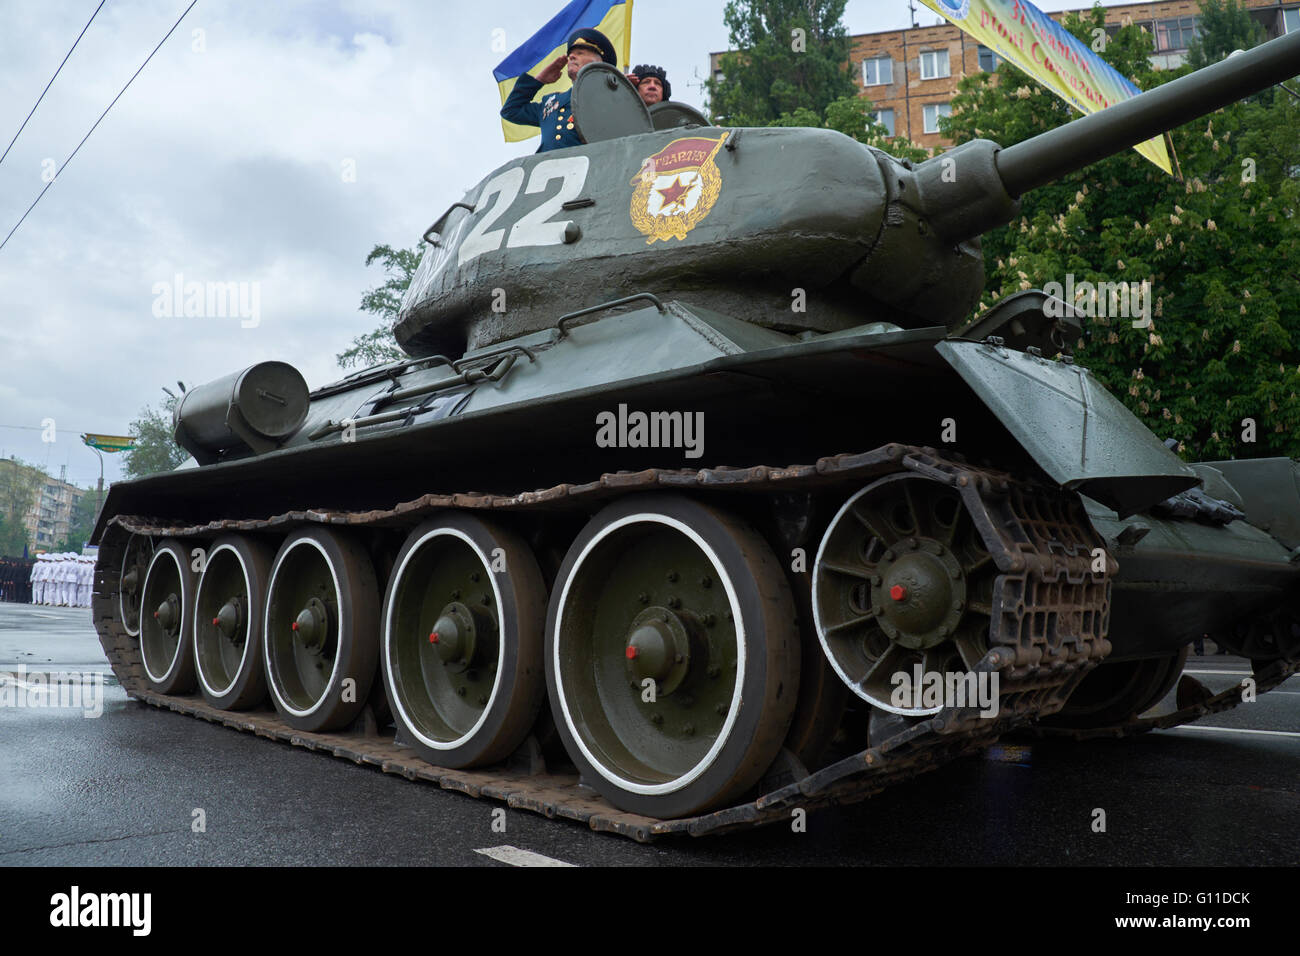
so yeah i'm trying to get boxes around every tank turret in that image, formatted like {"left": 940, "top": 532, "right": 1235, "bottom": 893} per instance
{"left": 395, "top": 31, "right": 1300, "bottom": 357}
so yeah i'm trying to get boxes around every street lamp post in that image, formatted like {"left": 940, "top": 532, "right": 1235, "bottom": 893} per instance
{"left": 89, "top": 445, "right": 105, "bottom": 524}
{"left": 81, "top": 434, "right": 135, "bottom": 528}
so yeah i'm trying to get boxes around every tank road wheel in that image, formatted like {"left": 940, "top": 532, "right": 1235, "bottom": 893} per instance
{"left": 264, "top": 528, "right": 379, "bottom": 732}
{"left": 193, "top": 535, "right": 273, "bottom": 710}
{"left": 382, "top": 515, "right": 546, "bottom": 768}
{"left": 546, "top": 495, "right": 799, "bottom": 819}
{"left": 119, "top": 534, "right": 155, "bottom": 638}
{"left": 1045, "top": 648, "right": 1188, "bottom": 728}
{"left": 139, "top": 539, "right": 198, "bottom": 694}
{"left": 812, "top": 474, "right": 998, "bottom": 715}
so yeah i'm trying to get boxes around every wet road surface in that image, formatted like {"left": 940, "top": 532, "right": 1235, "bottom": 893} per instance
{"left": 1, "top": 603, "right": 1297, "bottom": 866}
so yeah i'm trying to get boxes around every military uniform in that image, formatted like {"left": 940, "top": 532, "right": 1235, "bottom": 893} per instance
{"left": 499, "top": 28, "right": 616, "bottom": 154}
{"left": 501, "top": 76, "right": 583, "bottom": 152}
{"left": 31, "top": 555, "right": 46, "bottom": 604}
{"left": 78, "top": 556, "right": 92, "bottom": 608}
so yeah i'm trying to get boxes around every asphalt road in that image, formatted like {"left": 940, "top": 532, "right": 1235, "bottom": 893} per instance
{"left": 2, "top": 602, "right": 1297, "bottom": 866}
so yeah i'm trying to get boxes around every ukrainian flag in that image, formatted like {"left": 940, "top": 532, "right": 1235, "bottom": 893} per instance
{"left": 494, "top": 0, "right": 633, "bottom": 143}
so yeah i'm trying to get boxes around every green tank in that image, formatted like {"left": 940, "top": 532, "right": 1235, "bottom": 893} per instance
{"left": 92, "top": 34, "right": 1300, "bottom": 836}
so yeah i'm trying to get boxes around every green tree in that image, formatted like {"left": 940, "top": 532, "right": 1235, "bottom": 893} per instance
{"left": 945, "top": 8, "right": 1300, "bottom": 460}
{"left": 123, "top": 396, "right": 189, "bottom": 479}
{"left": 1187, "top": 0, "right": 1266, "bottom": 69}
{"left": 0, "top": 458, "right": 44, "bottom": 555}
{"left": 55, "top": 489, "right": 97, "bottom": 552}
{"left": 706, "top": 2, "right": 928, "bottom": 160}
{"left": 336, "top": 243, "right": 421, "bottom": 370}
{"left": 822, "top": 95, "right": 930, "bottom": 163}
{"left": 706, "top": 0, "right": 858, "bottom": 127}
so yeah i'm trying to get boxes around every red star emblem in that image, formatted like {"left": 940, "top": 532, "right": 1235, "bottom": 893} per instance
{"left": 656, "top": 175, "right": 691, "bottom": 211}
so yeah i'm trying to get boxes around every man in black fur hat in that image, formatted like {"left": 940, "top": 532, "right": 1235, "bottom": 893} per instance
{"left": 628, "top": 64, "right": 670, "bottom": 106}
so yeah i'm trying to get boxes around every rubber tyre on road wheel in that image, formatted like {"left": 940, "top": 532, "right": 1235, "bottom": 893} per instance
{"left": 263, "top": 527, "right": 379, "bottom": 732}
{"left": 194, "top": 535, "right": 274, "bottom": 710}
{"left": 382, "top": 514, "right": 547, "bottom": 768}
{"left": 139, "top": 538, "right": 198, "bottom": 695}
{"left": 545, "top": 494, "right": 799, "bottom": 819}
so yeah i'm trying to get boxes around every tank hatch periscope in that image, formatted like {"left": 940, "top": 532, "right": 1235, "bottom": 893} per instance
{"left": 91, "top": 34, "right": 1300, "bottom": 840}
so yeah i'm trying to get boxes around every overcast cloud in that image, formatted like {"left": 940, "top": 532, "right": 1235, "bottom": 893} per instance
{"left": 0, "top": 0, "right": 1085, "bottom": 488}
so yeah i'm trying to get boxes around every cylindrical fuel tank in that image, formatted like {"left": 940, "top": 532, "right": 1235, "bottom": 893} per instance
{"left": 173, "top": 361, "right": 310, "bottom": 463}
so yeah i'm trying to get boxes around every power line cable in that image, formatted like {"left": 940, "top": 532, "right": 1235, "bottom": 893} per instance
{"left": 0, "top": 0, "right": 199, "bottom": 253}
{"left": 0, "top": 0, "right": 108, "bottom": 169}
{"left": 0, "top": 424, "right": 100, "bottom": 434}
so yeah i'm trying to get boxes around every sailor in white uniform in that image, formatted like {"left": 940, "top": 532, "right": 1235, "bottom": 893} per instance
{"left": 78, "top": 556, "right": 93, "bottom": 607}
{"left": 31, "top": 555, "right": 45, "bottom": 604}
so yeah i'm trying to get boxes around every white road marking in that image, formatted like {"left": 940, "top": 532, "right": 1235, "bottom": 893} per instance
{"left": 474, "top": 845, "right": 576, "bottom": 867}
{"left": 29, "top": 612, "right": 61, "bottom": 619}
{"left": 1166, "top": 725, "right": 1300, "bottom": 739}
{"left": 1185, "top": 669, "right": 1255, "bottom": 677}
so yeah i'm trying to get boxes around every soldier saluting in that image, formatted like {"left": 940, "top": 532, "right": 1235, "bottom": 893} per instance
{"left": 500, "top": 28, "right": 617, "bottom": 152}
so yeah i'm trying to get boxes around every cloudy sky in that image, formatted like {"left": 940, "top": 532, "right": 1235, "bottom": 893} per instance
{"left": 0, "top": 0, "right": 1088, "bottom": 489}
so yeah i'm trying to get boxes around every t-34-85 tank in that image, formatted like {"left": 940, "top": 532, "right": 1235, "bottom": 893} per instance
{"left": 92, "top": 33, "right": 1300, "bottom": 837}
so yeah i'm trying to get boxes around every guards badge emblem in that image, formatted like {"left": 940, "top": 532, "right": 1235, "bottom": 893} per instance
{"left": 628, "top": 132, "right": 729, "bottom": 244}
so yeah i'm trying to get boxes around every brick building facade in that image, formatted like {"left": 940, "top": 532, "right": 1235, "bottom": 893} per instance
{"left": 711, "top": 0, "right": 1300, "bottom": 151}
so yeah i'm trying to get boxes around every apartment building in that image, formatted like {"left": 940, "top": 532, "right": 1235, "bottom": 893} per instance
{"left": 710, "top": 0, "right": 1300, "bottom": 150}
{"left": 23, "top": 476, "right": 85, "bottom": 552}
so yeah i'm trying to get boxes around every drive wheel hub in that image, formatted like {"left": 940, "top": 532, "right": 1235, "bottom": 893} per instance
{"left": 812, "top": 473, "right": 997, "bottom": 715}
{"left": 876, "top": 542, "right": 965, "bottom": 649}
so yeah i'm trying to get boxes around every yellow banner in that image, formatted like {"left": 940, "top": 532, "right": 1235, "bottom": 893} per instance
{"left": 82, "top": 433, "right": 135, "bottom": 453}
{"left": 919, "top": 0, "right": 1172, "bottom": 174}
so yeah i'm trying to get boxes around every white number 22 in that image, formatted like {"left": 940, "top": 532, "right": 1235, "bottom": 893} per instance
{"left": 457, "top": 155, "right": 588, "bottom": 267}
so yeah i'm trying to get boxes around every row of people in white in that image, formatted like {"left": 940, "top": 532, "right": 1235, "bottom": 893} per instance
{"left": 29, "top": 553, "right": 95, "bottom": 607}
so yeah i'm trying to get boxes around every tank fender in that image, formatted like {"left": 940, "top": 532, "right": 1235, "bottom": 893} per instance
{"left": 935, "top": 339, "right": 1198, "bottom": 517}
{"left": 1202, "top": 458, "right": 1300, "bottom": 549}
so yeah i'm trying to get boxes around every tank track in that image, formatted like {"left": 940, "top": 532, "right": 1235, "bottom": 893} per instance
{"left": 90, "top": 444, "right": 1132, "bottom": 841}
{"left": 1028, "top": 659, "right": 1299, "bottom": 742}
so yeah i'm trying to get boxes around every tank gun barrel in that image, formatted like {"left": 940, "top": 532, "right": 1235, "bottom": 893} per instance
{"left": 997, "top": 28, "right": 1300, "bottom": 196}
{"left": 912, "top": 29, "right": 1300, "bottom": 245}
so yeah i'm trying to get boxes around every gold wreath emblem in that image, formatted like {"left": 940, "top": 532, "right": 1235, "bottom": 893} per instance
{"left": 629, "top": 133, "right": 729, "bottom": 244}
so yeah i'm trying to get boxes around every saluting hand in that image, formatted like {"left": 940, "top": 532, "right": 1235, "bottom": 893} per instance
{"left": 536, "top": 55, "right": 568, "bottom": 85}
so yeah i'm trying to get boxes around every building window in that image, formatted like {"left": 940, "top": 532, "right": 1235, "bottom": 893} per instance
{"left": 919, "top": 48, "right": 950, "bottom": 80}
{"left": 923, "top": 102, "right": 951, "bottom": 134}
{"left": 869, "top": 108, "right": 896, "bottom": 136}
{"left": 977, "top": 45, "right": 1000, "bottom": 72}
{"left": 862, "top": 55, "right": 893, "bottom": 87}
{"left": 1285, "top": 9, "right": 1300, "bottom": 34}
{"left": 1155, "top": 16, "right": 1199, "bottom": 52}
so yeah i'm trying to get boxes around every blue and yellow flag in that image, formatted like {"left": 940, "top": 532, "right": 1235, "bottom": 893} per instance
{"left": 494, "top": 0, "right": 633, "bottom": 143}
